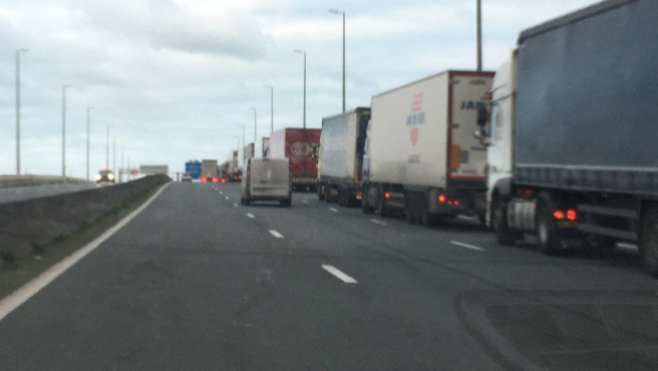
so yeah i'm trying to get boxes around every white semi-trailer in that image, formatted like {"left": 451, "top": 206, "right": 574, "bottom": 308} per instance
{"left": 476, "top": 0, "right": 658, "bottom": 276}
{"left": 362, "top": 70, "right": 493, "bottom": 226}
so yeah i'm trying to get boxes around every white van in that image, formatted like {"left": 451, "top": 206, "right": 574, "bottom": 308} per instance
{"left": 241, "top": 158, "right": 292, "bottom": 207}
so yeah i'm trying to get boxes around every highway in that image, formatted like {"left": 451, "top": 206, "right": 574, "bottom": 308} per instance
{"left": 1, "top": 182, "right": 657, "bottom": 370}
{"left": 0, "top": 182, "right": 100, "bottom": 204}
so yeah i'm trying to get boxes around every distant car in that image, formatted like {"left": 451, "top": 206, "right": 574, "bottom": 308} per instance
{"left": 241, "top": 158, "right": 292, "bottom": 207}
{"left": 95, "top": 169, "right": 116, "bottom": 183}
{"left": 181, "top": 173, "right": 192, "bottom": 182}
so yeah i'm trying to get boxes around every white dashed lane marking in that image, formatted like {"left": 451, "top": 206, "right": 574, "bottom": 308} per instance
{"left": 321, "top": 265, "right": 358, "bottom": 284}
{"left": 450, "top": 241, "right": 485, "bottom": 252}
{"left": 269, "top": 230, "right": 284, "bottom": 238}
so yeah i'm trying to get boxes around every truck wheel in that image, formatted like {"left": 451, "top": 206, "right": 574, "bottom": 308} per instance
{"left": 536, "top": 193, "right": 560, "bottom": 255}
{"left": 362, "top": 187, "right": 374, "bottom": 214}
{"left": 640, "top": 203, "right": 658, "bottom": 277}
{"left": 421, "top": 212, "right": 435, "bottom": 228}
{"left": 375, "top": 188, "right": 387, "bottom": 218}
{"left": 245, "top": 198, "right": 251, "bottom": 206}
{"left": 492, "top": 200, "right": 516, "bottom": 245}
{"left": 318, "top": 185, "right": 325, "bottom": 201}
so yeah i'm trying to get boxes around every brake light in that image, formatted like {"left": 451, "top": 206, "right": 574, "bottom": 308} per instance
{"left": 384, "top": 192, "right": 390, "bottom": 199}
{"left": 553, "top": 210, "right": 565, "bottom": 220}
{"left": 567, "top": 209, "right": 577, "bottom": 221}
{"left": 448, "top": 201, "right": 453, "bottom": 206}
{"left": 221, "top": 178, "right": 226, "bottom": 183}
{"left": 454, "top": 200, "right": 460, "bottom": 206}
{"left": 438, "top": 194, "right": 446, "bottom": 203}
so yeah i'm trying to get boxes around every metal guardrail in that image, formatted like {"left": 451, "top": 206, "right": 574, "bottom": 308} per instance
{"left": 0, "top": 175, "right": 90, "bottom": 189}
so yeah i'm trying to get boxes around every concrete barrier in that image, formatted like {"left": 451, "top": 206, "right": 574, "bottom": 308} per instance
{"left": 0, "top": 175, "right": 90, "bottom": 190}
{"left": 0, "top": 175, "right": 170, "bottom": 259}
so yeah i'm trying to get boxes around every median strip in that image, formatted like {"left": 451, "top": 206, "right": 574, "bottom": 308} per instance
{"left": 321, "top": 265, "right": 358, "bottom": 284}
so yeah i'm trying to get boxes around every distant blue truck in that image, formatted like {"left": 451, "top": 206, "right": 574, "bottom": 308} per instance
{"left": 185, "top": 161, "right": 201, "bottom": 180}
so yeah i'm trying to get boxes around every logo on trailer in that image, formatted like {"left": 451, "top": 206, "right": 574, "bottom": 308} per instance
{"left": 407, "top": 92, "right": 424, "bottom": 147}
{"left": 291, "top": 142, "right": 309, "bottom": 157}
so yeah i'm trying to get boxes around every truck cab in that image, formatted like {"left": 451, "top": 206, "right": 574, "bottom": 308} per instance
{"left": 479, "top": 54, "right": 516, "bottom": 226}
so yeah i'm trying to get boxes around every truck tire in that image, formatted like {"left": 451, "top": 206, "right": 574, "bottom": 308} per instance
{"left": 362, "top": 186, "right": 374, "bottom": 214}
{"left": 640, "top": 203, "right": 658, "bottom": 277}
{"left": 536, "top": 193, "right": 560, "bottom": 255}
{"left": 492, "top": 199, "right": 516, "bottom": 246}
{"left": 375, "top": 186, "right": 387, "bottom": 218}
{"left": 421, "top": 212, "right": 435, "bottom": 228}
{"left": 318, "top": 184, "right": 325, "bottom": 201}
{"left": 245, "top": 198, "right": 251, "bottom": 206}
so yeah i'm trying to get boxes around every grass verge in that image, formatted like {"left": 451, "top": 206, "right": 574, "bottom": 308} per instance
{"left": 0, "top": 182, "right": 168, "bottom": 302}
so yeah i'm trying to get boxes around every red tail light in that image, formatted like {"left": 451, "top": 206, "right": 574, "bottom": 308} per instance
{"left": 221, "top": 178, "right": 226, "bottom": 183}
{"left": 384, "top": 192, "right": 390, "bottom": 199}
{"left": 200, "top": 177, "right": 207, "bottom": 183}
{"left": 553, "top": 210, "right": 565, "bottom": 220}
{"left": 438, "top": 194, "right": 446, "bottom": 203}
{"left": 566, "top": 209, "right": 577, "bottom": 221}
{"left": 212, "top": 176, "right": 219, "bottom": 183}
{"left": 454, "top": 200, "right": 459, "bottom": 206}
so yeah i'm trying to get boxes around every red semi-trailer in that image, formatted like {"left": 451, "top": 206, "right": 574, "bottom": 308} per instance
{"left": 270, "top": 128, "right": 321, "bottom": 191}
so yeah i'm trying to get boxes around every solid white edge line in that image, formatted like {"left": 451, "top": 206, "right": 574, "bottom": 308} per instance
{"left": 329, "top": 208, "right": 338, "bottom": 212}
{"left": 246, "top": 213, "right": 255, "bottom": 219}
{"left": 0, "top": 182, "right": 172, "bottom": 322}
{"left": 269, "top": 230, "right": 284, "bottom": 238}
{"left": 371, "top": 219, "right": 387, "bottom": 226}
{"left": 321, "top": 265, "right": 358, "bottom": 284}
{"left": 450, "top": 241, "right": 485, "bottom": 252}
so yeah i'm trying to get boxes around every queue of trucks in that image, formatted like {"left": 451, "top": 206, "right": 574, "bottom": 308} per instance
{"left": 310, "top": 0, "right": 658, "bottom": 276}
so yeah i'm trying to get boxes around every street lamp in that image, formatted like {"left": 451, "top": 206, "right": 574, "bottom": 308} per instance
{"left": 265, "top": 86, "right": 273, "bottom": 133}
{"left": 237, "top": 124, "right": 245, "bottom": 167}
{"left": 16, "top": 48, "right": 29, "bottom": 175}
{"left": 106, "top": 125, "right": 113, "bottom": 169}
{"left": 86, "top": 107, "right": 93, "bottom": 180}
{"left": 113, "top": 137, "right": 119, "bottom": 172}
{"left": 62, "top": 84, "right": 71, "bottom": 179}
{"left": 294, "top": 50, "right": 306, "bottom": 129}
{"left": 476, "top": 0, "right": 482, "bottom": 72}
{"left": 121, "top": 147, "right": 125, "bottom": 183}
{"left": 250, "top": 107, "right": 257, "bottom": 144}
{"left": 329, "top": 9, "right": 346, "bottom": 112}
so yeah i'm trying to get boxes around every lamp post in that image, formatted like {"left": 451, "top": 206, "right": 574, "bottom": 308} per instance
{"left": 237, "top": 124, "right": 245, "bottom": 167}
{"left": 294, "top": 50, "right": 306, "bottom": 129}
{"left": 62, "top": 84, "right": 71, "bottom": 179}
{"left": 106, "top": 125, "right": 112, "bottom": 169}
{"left": 265, "top": 86, "right": 273, "bottom": 133}
{"left": 86, "top": 107, "right": 93, "bottom": 180}
{"left": 476, "top": 0, "right": 482, "bottom": 72}
{"left": 329, "top": 10, "right": 345, "bottom": 112}
{"left": 113, "top": 137, "right": 118, "bottom": 172}
{"left": 250, "top": 108, "right": 257, "bottom": 144}
{"left": 121, "top": 147, "right": 125, "bottom": 183}
{"left": 15, "top": 48, "right": 29, "bottom": 175}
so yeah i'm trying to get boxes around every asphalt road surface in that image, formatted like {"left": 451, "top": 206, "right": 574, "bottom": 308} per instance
{"left": 0, "top": 182, "right": 101, "bottom": 204}
{"left": 2, "top": 182, "right": 658, "bottom": 370}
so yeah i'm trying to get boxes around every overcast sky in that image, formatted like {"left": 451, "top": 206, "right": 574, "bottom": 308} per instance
{"left": 0, "top": 0, "right": 596, "bottom": 178}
